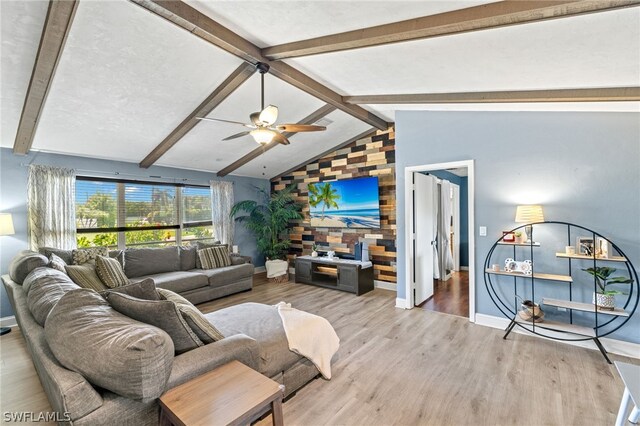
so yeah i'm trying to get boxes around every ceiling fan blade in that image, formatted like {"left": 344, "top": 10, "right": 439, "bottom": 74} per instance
{"left": 196, "top": 117, "right": 253, "bottom": 127}
{"left": 276, "top": 124, "right": 326, "bottom": 133}
{"left": 271, "top": 131, "right": 290, "bottom": 146}
{"left": 259, "top": 105, "right": 279, "bottom": 126}
{"left": 222, "top": 131, "right": 251, "bottom": 141}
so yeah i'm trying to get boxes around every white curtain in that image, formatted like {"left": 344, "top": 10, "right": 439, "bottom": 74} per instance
{"left": 210, "top": 180, "right": 234, "bottom": 245}
{"left": 439, "top": 180, "right": 455, "bottom": 276}
{"left": 28, "top": 165, "right": 77, "bottom": 250}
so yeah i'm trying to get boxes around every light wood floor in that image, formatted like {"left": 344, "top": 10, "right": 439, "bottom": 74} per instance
{"left": 1, "top": 275, "right": 637, "bottom": 425}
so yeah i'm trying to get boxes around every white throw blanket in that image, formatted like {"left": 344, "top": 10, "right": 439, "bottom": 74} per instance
{"left": 275, "top": 302, "right": 340, "bottom": 379}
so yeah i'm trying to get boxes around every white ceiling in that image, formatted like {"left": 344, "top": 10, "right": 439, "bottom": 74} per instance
{"left": 1, "top": 1, "right": 638, "bottom": 179}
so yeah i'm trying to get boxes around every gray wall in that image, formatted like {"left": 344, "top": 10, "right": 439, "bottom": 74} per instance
{"left": 396, "top": 111, "right": 640, "bottom": 343}
{"left": 0, "top": 148, "right": 269, "bottom": 318}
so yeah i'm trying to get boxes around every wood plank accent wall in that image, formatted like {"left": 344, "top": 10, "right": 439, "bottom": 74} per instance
{"left": 270, "top": 129, "right": 397, "bottom": 284}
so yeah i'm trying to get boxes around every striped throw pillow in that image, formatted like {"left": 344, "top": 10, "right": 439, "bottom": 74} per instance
{"left": 95, "top": 255, "right": 130, "bottom": 288}
{"left": 157, "top": 288, "right": 224, "bottom": 343}
{"left": 65, "top": 263, "right": 108, "bottom": 291}
{"left": 197, "top": 246, "right": 231, "bottom": 269}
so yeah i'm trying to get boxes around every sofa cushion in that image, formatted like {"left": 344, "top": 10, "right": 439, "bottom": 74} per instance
{"left": 65, "top": 262, "right": 108, "bottom": 291}
{"left": 108, "top": 249, "right": 125, "bottom": 267}
{"left": 124, "top": 247, "right": 180, "bottom": 278}
{"left": 72, "top": 247, "right": 108, "bottom": 265}
{"left": 132, "top": 271, "right": 208, "bottom": 293}
{"left": 195, "top": 263, "right": 254, "bottom": 288}
{"left": 105, "top": 292, "right": 203, "bottom": 354}
{"left": 45, "top": 289, "right": 174, "bottom": 402}
{"left": 39, "top": 247, "right": 73, "bottom": 264}
{"left": 205, "top": 302, "right": 301, "bottom": 377}
{"left": 198, "top": 246, "right": 232, "bottom": 269}
{"left": 157, "top": 288, "right": 224, "bottom": 343}
{"left": 48, "top": 253, "right": 67, "bottom": 273}
{"left": 9, "top": 250, "right": 49, "bottom": 284}
{"left": 101, "top": 279, "right": 159, "bottom": 301}
{"left": 179, "top": 245, "right": 197, "bottom": 271}
{"left": 95, "top": 255, "right": 129, "bottom": 288}
{"left": 25, "top": 268, "right": 80, "bottom": 326}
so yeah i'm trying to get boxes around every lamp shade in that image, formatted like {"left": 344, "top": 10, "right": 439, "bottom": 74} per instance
{"left": 0, "top": 213, "right": 15, "bottom": 236}
{"left": 515, "top": 205, "right": 544, "bottom": 223}
{"left": 250, "top": 128, "right": 274, "bottom": 145}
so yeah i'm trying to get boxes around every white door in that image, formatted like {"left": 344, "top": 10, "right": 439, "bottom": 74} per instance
{"left": 413, "top": 173, "right": 437, "bottom": 305}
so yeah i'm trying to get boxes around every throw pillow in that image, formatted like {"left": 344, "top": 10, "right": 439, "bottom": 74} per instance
{"left": 72, "top": 247, "right": 109, "bottom": 265}
{"left": 197, "top": 246, "right": 231, "bottom": 269}
{"left": 48, "top": 253, "right": 67, "bottom": 273}
{"left": 65, "top": 263, "right": 108, "bottom": 291}
{"left": 194, "top": 240, "right": 222, "bottom": 268}
{"left": 95, "top": 255, "right": 129, "bottom": 288}
{"left": 105, "top": 292, "right": 203, "bottom": 354}
{"left": 157, "top": 288, "right": 224, "bottom": 343}
{"left": 101, "top": 278, "right": 159, "bottom": 301}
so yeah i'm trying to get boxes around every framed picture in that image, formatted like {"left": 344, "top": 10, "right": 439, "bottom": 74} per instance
{"left": 596, "top": 237, "right": 609, "bottom": 258}
{"left": 502, "top": 231, "right": 515, "bottom": 243}
{"left": 577, "top": 237, "right": 595, "bottom": 256}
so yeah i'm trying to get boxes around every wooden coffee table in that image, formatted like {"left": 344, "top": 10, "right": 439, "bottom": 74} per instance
{"left": 159, "top": 360, "right": 285, "bottom": 426}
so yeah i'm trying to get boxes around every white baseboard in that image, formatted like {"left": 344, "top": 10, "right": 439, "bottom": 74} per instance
{"left": 375, "top": 280, "right": 396, "bottom": 291}
{"left": 395, "top": 298, "right": 409, "bottom": 309}
{"left": 475, "top": 313, "right": 640, "bottom": 359}
{"left": 254, "top": 266, "right": 266, "bottom": 274}
{"left": 460, "top": 266, "right": 469, "bottom": 271}
{"left": 1, "top": 315, "right": 17, "bottom": 328}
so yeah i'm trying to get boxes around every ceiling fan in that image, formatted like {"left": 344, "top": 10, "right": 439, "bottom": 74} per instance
{"left": 196, "top": 62, "right": 326, "bottom": 145}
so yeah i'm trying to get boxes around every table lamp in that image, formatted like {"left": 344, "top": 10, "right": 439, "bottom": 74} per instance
{"left": 0, "top": 213, "right": 15, "bottom": 336}
{"left": 515, "top": 205, "right": 544, "bottom": 243}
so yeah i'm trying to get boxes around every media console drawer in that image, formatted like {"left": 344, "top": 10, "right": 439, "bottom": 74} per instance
{"left": 294, "top": 256, "right": 374, "bottom": 296}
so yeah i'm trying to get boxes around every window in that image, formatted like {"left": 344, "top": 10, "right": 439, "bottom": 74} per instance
{"left": 75, "top": 177, "right": 213, "bottom": 248}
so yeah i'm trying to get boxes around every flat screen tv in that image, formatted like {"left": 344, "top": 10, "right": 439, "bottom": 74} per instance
{"left": 308, "top": 176, "right": 380, "bottom": 228}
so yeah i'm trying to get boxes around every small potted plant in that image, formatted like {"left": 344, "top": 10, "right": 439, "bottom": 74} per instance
{"left": 311, "top": 243, "right": 318, "bottom": 257}
{"left": 514, "top": 231, "right": 526, "bottom": 244}
{"left": 583, "top": 266, "right": 633, "bottom": 310}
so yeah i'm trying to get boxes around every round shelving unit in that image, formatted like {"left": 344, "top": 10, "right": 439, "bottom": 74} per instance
{"left": 484, "top": 221, "right": 639, "bottom": 363}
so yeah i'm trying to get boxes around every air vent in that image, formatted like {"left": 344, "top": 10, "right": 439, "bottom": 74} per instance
{"left": 314, "top": 118, "right": 333, "bottom": 127}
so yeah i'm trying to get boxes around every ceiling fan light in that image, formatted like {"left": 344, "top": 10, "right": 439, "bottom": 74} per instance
{"left": 250, "top": 128, "right": 274, "bottom": 145}
{"left": 259, "top": 105, "right": 279, "bottom": 126}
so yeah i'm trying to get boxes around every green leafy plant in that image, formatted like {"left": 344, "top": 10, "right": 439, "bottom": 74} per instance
{"left": 230, "top": 185, "right": 302, "bottom": 261}
{"left": 308, "top": 182, "right": 340, "bottom": 220}
{"left": 312, "top": 243, "right": 318, "bottom": 252}
{"left": 583, "top": 267, "right": 633, "bottom": 295}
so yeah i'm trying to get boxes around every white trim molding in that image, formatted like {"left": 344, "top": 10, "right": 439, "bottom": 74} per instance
{"left": 0, "top": 315, "right": 17, "bottom": 328}
{"left": 375, "top": 280, "right": 396, "bottom": 291}
{"left": 475, "top": 313, "right": 640, "bottom": 359}
{"left": 254, "top": 266, "right": 266, "bottom": 274}
{"left": 395, "top": 298, "right": 409, "bottom": 309}
{"left": 404, "top": 160, "right": 475, "bottom": 322}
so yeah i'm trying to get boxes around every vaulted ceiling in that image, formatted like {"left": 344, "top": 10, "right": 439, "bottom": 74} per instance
{"left": 2, "top": 1, "right": 639, "bottom": 179}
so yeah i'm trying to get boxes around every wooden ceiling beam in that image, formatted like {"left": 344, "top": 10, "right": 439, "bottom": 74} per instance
{"left": 130, "top": 0, "right": 388, "bottom": 131}
{"left": 263, "top": 1, "right": 640, "bottom": 60}
{"left": 216, "top": 104, "right": 337, "bottom": 177}
{"left": 343, "top": 87, "right": 640, "bottom": 104}
{"left": 13, "top": 0, "right": 79, "bottom": 155}
{"left": 139, "top": 63, "right": 255, "bottom": 168}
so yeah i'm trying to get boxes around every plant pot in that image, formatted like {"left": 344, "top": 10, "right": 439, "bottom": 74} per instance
{"left": 265, "top": 259, "right": 288, "bottom": 281}
{"left": 593, "top": 292, "right": 615, "bottom": 310}
{"left": 311, "top": 251, "right": 318, "bottom": 257}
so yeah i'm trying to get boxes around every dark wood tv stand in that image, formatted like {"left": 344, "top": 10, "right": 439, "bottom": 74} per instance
{"left": 294, "top": 256, "right": 374, "bottom": 295}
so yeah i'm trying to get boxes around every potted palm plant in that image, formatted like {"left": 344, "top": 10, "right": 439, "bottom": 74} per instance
{"left": 583, "top": 266, "right": 633, "bottom": 310}
{"left": 231, "top": 185, "right": 302, "bottom": 282}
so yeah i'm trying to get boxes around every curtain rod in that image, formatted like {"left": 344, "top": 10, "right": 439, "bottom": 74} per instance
{"left": 18, "top": 163, "right": 234, "bottom": 185}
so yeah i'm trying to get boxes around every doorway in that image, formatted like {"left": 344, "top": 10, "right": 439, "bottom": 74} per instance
{"left": 404, "top": 160, "right": 475, "bottom": 321}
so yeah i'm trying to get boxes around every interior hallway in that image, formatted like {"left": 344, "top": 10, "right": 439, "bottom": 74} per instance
{"left": 417, "top": 271, "right": 469, "bottom": 317}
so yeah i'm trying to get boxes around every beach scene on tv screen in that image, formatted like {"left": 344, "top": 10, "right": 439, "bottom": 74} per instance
{"left": 308, "top": 177, "right": 381, "bottom": 228}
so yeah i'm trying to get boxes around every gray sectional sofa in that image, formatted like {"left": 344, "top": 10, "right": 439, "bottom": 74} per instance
{"left": 2, "top": 250, "right": 321, "bottom": 425}
{"left": 39, "top": 245, "right": 254, "bottom": 304}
